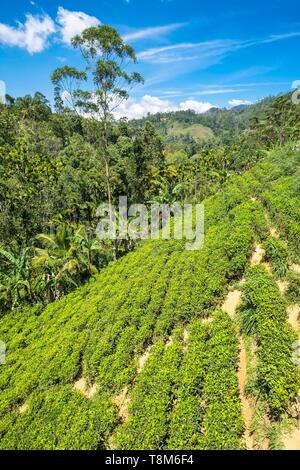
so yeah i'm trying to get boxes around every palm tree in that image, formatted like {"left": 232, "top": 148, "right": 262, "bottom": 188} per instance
{"left": 33, "top": 223, "right": 82, "bottom": 301}
{"left": 73, "top": 226, "right": 109, "bottom": 275}
{"left": 0, "top": 246, "right": 33, "bottom": 309}
{"left": 32, "top": 222, "right": 107, "bottom": 301}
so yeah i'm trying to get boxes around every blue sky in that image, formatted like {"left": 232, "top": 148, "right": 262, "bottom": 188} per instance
{"left": 0, "top": 0, "right": 299, "bottom": 117}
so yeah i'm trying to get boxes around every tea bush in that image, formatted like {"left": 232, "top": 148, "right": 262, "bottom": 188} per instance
{"left": 241, "top": 265, "right": 299, "bottom": 414}
{"left": 167, "top": 320, "right": 209, "bottom": 449}
{"left": 201, "top": 311, "right": 244, "bottom": 450}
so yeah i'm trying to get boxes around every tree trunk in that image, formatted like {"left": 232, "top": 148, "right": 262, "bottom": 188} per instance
{"left": 12, "top": 294, "right": 17, "bottom": 311}
{"left": 102, "top": 117, "right": 116, "bottom": 261}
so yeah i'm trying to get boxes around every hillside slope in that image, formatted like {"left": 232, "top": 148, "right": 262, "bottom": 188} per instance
{"left": 130, "top": 97, "right": 273, "bottom": 145}
{"left": 167, "top": 121, "right": 214, "bottom": 142}
{"left": 0, "top": 144, "right": 300, "bottom": 450}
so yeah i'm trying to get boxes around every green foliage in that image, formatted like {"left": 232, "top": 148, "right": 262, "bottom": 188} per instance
{"left": 0, "top": 175, "right": 264, "bottom": 448}
{"left": 255, "top": 94, "right": 300, "bottom": 148}
{"left": 0, "top": 386, "right": 117, "bottom": 450}
{"left": 0, "top": 94, "right": 167, "bottom": 311}
{"left": 167, "top": 121, "right": 213, "bottom": 142}
{"left": 201, "top": 311, "right": 244, "bottom": 450}
{"left": 131, "top": 97, "right": 272, "bottom": 149}
{"left": 286, "top": 273, "right": 300, "bottom": 304}
{"left": 130, "top": 94, "right": 300, "bottom": 202}
{"left": 241, "top": 265, "right": 299, "bottom": 414}
{"left": 167, "top": 320, "right": 208, "bottom": 450}
{"left": 262, "top": 170, "right": 300, "bottom": 259}
{"left": 262, "top": 237, "right": 289, "bottom": 277}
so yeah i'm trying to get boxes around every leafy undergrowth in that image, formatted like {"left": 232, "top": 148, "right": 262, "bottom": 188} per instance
{"left": 0, "top": 144, "right": 299, "bottom": 449}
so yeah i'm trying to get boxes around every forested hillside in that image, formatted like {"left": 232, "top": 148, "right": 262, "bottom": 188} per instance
{"left": 131, "top": 96, "right": 272, "bottom": 145}
{"left": 0, "top": 144, "right": 300, "bottom": 449}
{"left": 0, "top": 93, "right": 169, "bottom": 311}
{"left": 1, "top": 91, "right": 299, "bottom": 318}
{"left": 131, "top": 94, "right": 300, "bottom": 162}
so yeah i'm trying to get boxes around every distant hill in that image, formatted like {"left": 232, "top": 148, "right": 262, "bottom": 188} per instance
{"left": 130, "top": 96, "right": 275, "bottom": 149}
{"left": 166, "top": 121, "right": 214, "bottom": 142}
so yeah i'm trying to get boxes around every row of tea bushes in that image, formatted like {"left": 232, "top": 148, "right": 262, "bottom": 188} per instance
{"left": 0, "top": 386, "right": 117, "bottom": 450}
{"left": 240, "top": 265, "right": 299, "bottom": 414}
{"left": 249, "top": 145, "right": 300, "bottom": 258}
{"left": 201, "top": 311, "right": 244, "bottom": 450}
{"left": 0, "top": 198, "right": 263, "bottom": 449}
{"left": 112, "top": 329, "right": 183, "bottom": 450}
{"left": 114, "top": 311, "right": 243, "bottom": 450}
{"left": 166, "top": 320, "right": 208, "bottom": 449}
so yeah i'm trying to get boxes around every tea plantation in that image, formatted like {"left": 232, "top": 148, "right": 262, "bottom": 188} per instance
{"left": 0, "top": 144, "right": 299, "bottom": 450}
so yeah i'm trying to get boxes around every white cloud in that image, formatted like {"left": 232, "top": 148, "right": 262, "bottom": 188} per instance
{"left": 113, "top": 95, "right": 177, "bottom": 119}
{"left": 0, "top": 80, "right": 6, "bottom": 104}
{"left": 179, "top": 100, "right": 215, "bottom": 113}
{"left": 259, "top": 32, "right": 300, "bottom": 44}
{"left": 56, "top": 7, "right": 100, "bottom": 45}
{"left": 0, "top": 13, "right": 55, "bottom": 53}
{"left": 137, "top": 31, "right": 300, "bottom": 66}
{"left": 137, "top": 39, "right": 241, "bottom": 64}
{"left": 0, "top": 6, "right": 298, "bottom": 68}
{"left": 123, "top": 23, "right": 186, "bottom": 42}
{"left": 228, "top": 99, "right": 253, "bottom": 107}
{"left": 195, "top": 88, "right": 239, "bottom": 95}
{"left": 112, "top": 94, "right": 215, "bottom": 119}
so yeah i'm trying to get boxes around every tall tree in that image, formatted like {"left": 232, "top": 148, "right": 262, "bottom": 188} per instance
{"left": 51, "top": 25, "right": 144, "bottom": 258}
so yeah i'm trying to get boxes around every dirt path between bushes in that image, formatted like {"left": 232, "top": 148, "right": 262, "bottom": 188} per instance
{"left": 287, "top": 305, "right": 300, "bottom": 332}
{"left": 221, "top": 287, "right": 254, "bottom": 450}
{"left": 220, "top": 241, "right": 271, "bottom": 450}
{"left": 73, "top": 377, "right": 98, "bottom": 399}
{"left": 282, "top": 304, "right": 300, "bottom": 450}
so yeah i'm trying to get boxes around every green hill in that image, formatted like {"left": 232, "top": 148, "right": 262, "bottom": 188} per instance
{"left": 130, "top": 97, "right": 274, "bottom": 148}
{"left": 167, "top": 121, "right": 214, "bottom": 142}
{"left": 0, "top": 144, "right": 300, "bottom": 450}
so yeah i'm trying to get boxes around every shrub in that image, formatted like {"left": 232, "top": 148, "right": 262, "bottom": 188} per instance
{"left": 201, "top": 311, "right": 244, "bottom": 450}
{"left": 262, "top": 237, "right": 289, "bottom": 277}
{"left": 241, "top": 265, "right": 299, "bottom": 414}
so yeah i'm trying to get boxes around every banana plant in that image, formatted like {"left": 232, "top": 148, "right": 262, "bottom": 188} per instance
{"left": 0, "top": 246, "right": 33, "bottom": 309}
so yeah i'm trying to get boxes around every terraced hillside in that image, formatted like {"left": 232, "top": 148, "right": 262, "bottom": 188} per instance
{"left": 0, "top": 144, "right": 300, "bottom": 450}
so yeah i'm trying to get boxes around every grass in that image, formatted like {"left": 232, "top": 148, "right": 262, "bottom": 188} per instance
{"left": 167, "top": 122, "right": 214, "bottom": 142}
